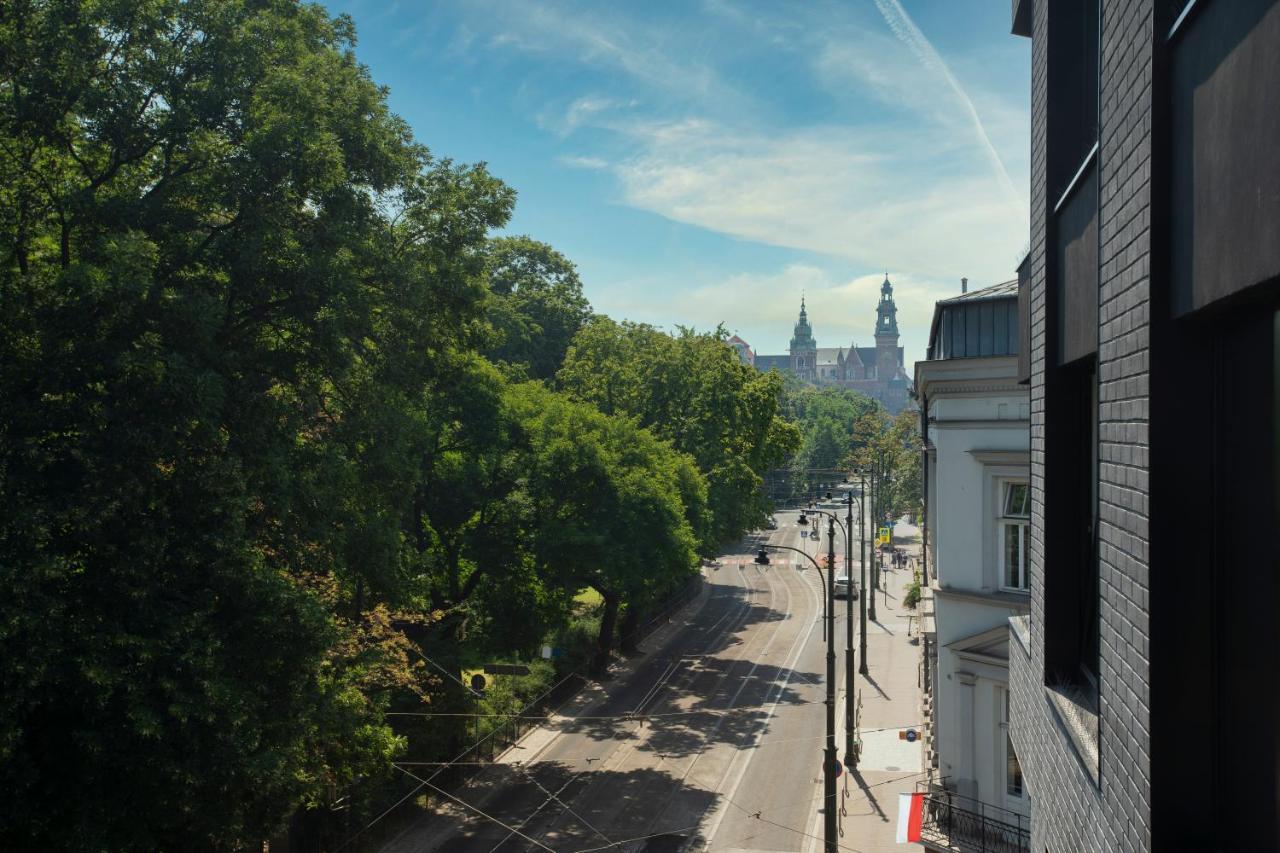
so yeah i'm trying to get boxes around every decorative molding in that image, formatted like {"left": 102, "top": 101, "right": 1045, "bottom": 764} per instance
{"left": 928, "top": 418, "right": 1031, "bottom": 429}
{"left": 968, "top": 449, "right": 1032, "bottom": 465}
{"left": 930, "top": 582, "right": 1031, "bottom": 611}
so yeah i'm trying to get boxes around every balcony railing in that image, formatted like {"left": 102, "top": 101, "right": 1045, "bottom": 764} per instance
{"left": 914, "top": 782, "right": 1030, "bottom": 853}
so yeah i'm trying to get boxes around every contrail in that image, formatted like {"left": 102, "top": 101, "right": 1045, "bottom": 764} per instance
{"left": 873, "top": 0, "right": 1025, "bottom": 215}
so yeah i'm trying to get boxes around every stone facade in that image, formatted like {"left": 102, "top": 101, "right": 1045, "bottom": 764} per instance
{"left": 916, "top": 280, "right": 1031, "bottom": 823}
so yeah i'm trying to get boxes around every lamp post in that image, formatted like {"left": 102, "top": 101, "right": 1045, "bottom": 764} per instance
{"left": 804, "top": 490, "right": 863, "bottom": 772}
{"left": 755, "top": 535, "right": 838, "bottom": 853}
{"left": 865, "top": 470, "right": 877, "bottom": 623}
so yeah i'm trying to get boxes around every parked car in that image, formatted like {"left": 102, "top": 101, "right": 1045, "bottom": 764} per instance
{"left": 834, "top": 576, "right": 858, "bottom": 599}
{"left": 766, "top": 517, "right": 778, "bottom": 530}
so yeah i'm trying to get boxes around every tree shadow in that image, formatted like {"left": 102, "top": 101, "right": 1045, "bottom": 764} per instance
{"left": 559, "top": 578, "right": 820, "bottom": 758}
{"left": 382, "top": 762, "right": 722, "bottom": 853}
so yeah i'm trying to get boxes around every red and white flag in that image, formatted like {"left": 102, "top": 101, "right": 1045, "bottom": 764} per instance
{"left": 896, "top": 792, "right": 924, "bottom": 843}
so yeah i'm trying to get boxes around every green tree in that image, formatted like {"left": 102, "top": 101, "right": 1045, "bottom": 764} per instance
{"left": 559, "top": 318, "right": 799, "bottom": 548}
{"left": 0, "top": 1, "right": 511, "bottom": 847}
{"left": 482, "top": 235, "right": 592, "bottom": 380}
{"left": 849, "top": 408, "right": 922, "bottom": 527}
{"left": 776, "top": 385, "right": 879, "bottom": 500}
{"left": 506, "top": 382, "right": 700, "bottom": 675}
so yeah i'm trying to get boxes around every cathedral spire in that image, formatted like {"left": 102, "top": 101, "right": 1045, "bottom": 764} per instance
{"left": 876, "top": 274, "right": 899, "bottom": 337}
{"left": 790, "top": 295, "right": 816, "bottom": 352}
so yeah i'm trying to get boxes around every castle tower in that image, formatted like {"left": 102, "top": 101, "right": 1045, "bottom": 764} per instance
{"left": 874, "top": 275, "right": 900, "bottom": 381}
{"left": 789, "top": 296, "right": 818, "bottom": 382}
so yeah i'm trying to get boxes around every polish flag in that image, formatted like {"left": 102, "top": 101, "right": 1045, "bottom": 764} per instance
{"left": 896, "top": 792, "right": 924, "bottom": 843}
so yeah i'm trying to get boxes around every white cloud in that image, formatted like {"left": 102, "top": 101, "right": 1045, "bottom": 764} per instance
{"left": 595, "top": 263, "right": 984, "bottom": 368}
{"left": 559, "top": 154, "right": 610, "bottom": 170}
{"left": 870, "top": 0, "right": 1023, "bottom": 214}
{"left": 443, "top": 0, "right": 1030, "bottom": 344}
{"left": 578, "top": 119, "right": 1026, "bottom": 284}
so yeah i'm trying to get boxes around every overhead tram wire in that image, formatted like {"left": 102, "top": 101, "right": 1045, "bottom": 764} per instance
{"left": 341, "top": 531, "right": 848, "bottom": 850}
{"left": 517, "top": 543, "right": 777, "bottom": 846}
{"left": 336, "top": 574, "right": 715, "bottom": 850}
{"left": 392, "top": 766, "right": 558, "bottom": 853}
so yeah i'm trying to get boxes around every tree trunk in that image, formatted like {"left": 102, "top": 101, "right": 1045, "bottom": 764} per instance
{"left": 619, "top": 601, "right": 641, "bottom": 655}
{"left": 592, "top": 590, "right": 620, "bottom": 678}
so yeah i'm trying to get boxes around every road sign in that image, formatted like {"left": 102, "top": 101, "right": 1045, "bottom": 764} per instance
{"left": 483, "top": 663, "right": 531, "bottom": 676}
{"left": 900, "top": 728, "right": 918, "bottom": 743}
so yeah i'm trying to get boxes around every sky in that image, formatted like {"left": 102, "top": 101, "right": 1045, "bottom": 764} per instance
{"left": 325, "top": 0, "right": 1031, "bottom": 365}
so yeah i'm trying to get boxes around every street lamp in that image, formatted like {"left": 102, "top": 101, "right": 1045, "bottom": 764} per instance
{"left": 805, "top": 497, "right": 865, "bottom": 768}
{"left": 755, "top": 531, "right": 839, "bottom": 853}
{"left": 864, "top": 470, "right": 877, "bottom": 623}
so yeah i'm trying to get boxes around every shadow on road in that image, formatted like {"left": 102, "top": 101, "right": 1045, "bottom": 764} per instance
{"left": 389, "top": 762, "right": 720, "bottom": 853}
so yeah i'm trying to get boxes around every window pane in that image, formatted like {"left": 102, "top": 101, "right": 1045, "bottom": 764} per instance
{"left": 1004, "top": 524, "right": 1020, "bottom": 587}
{"left": 1007, "top": 732, "right": 1024, "bottom": 797}
{"left": 1004, "top": 482, "right": 1030, "bottom": 517}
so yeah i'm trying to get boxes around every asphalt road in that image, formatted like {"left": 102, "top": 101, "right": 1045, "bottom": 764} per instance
{"left": 381, "top": 512, "right": 847, "bottom": 853}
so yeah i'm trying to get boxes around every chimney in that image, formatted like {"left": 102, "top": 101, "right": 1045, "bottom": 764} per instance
{"left": 961, "top": 277, "right": 968, "bottom": 294}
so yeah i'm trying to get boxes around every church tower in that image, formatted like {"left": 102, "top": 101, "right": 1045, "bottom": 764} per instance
{"left": 789, "top": 297, "right": 818, "bottom": 382}
{"left": 874, "top": 275, "right": 900, "bottom": 381}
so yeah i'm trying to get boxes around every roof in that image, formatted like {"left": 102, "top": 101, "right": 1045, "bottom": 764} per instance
{"left": 754, "top": 354, "right": 790, "bottom": 371}
{"left": 936, "top": 278, "right": 1018, "bottom": 305}
{"left": 925, "top": 278, "right": 1021, "bottom": 360}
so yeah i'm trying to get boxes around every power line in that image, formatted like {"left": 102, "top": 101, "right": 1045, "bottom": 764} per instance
{"left": 393, "top": 767, "right": 558, "bottom": 853}
{"left": 512, "top": 763, "right": 612, "bottom": 848}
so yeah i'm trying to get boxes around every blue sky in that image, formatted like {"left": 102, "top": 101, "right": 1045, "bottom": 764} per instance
{"left": 325, "top": 0, "right": 1030, "bottom": 364}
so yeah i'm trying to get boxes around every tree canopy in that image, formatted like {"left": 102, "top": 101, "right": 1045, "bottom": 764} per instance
{"left": 0, "top": 0, "right": 508, "bottom": 847}
{"left": 558, "top": 318, "right": 800, "bottom": 549}
{"left": 482, "top": 235, "right": 592, "bottom": 380}
{"left": 0, "top": 2, "right": 804, "bottom": 847}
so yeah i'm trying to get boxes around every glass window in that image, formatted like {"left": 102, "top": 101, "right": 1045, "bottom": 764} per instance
{"left": 1004, "top": 482, "right": 1030, "bottom": 517}
{"left": 1003, "top": 691, "right": 1024, "bottom": 798}
{"left": 1001, "top": 482, "right": 1030, "bottom": 590}
{"left": 1006, "top": 733, "right": 1024, "bottom": 797}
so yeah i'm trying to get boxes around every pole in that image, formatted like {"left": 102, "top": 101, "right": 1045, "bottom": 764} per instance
{"left": 824, "top": 516, "right": 838, "bottom": 853}
{"left": 867, "top": 468, "right": 878, "bottom": 622}
{"left": 859, "top": 473, "right": 869, "bottom": 676}
{"left": 757, "top": 540, "right": 836, "bottom": 853}
{"left": 845, "top": 488, "right": 856, "bottom": 765}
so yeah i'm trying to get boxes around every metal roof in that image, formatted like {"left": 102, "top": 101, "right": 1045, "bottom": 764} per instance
{"left": 935, "top": 278, "right": 1019, "bottom": 305}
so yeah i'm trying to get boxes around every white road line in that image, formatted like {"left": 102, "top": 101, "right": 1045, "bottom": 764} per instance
{"left": 637, "top": 549, "right": 796, "bottom": 837}
{"left": 697, "top": 525, "right": 824, "bottom": 851}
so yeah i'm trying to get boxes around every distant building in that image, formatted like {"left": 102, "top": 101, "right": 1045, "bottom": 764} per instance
{"left": 725, "top": 334, "right": 754, "bottom": 367}
{"left": 749, "top": 275, "right": 912, "bottom": 412}
{"left": 915, "top": 279, "right": 1031, "bottom": 847}
{"left": 1007, "top": 1, "right": 1280, "bottom": 850}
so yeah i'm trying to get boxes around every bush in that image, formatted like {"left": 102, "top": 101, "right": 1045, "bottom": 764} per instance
{"left": 903, "top": 580, "right": 922, "bottom": 610}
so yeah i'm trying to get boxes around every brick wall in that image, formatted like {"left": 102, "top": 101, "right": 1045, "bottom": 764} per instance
{"left": 1009, "top": 1, "right": 1155, "bottom": 850}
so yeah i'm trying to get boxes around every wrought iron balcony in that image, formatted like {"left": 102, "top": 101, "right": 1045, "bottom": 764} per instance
{"left": 914, "top": 782, "right": 1030, "bottom": 853}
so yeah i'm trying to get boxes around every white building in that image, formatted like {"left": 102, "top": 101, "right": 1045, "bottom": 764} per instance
{"left": 915, "top": 279, "right": 1032, "bottom": 823}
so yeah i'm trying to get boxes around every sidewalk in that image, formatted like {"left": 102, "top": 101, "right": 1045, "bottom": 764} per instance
{"left": 835, "top": 517, "right": 926, "bottom": 852}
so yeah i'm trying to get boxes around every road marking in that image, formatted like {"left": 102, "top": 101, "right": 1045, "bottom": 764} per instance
{"left": 636, "top": 552, "right": 795, "bottom": 838}
{"left": 527, "top": 560, "right": 767, "bottom": 845}
{"left": 697, "top": 526, "right": 824, "bottom": 851}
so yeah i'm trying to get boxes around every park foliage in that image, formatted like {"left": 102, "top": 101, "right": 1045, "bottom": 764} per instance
{"left": 0, "top": 1, "right": 798, "bottom": 847}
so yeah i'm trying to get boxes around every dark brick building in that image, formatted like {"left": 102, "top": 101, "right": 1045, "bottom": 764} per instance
{"left": 1007, "top": 0, "right": 1279, "bottom": 850}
